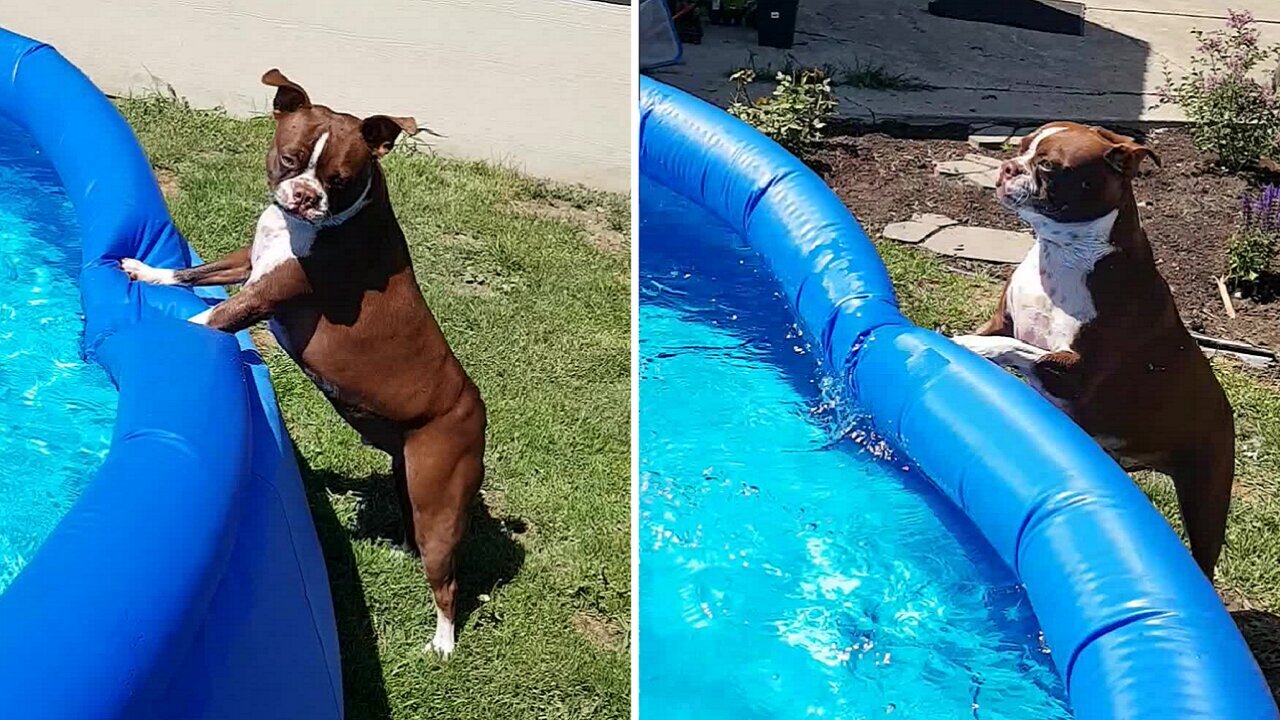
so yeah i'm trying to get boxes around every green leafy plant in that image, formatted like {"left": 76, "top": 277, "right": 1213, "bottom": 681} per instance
{"left": 1157, "top": 9, "right": 1280, "bottom": 170}
{"left": 728, "top": 68, "right": 838, "bottom": 153}
{"left": 1228, "top": 229, "right": 1276, "bottom": 285}
{"left": 1227, "top": 184, "right": 1280, "bottom": 287}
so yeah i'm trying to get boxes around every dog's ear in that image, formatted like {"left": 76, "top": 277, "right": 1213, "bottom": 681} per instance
{"left": 1104, "top": 140, "right": 1161, "bottom": 178}
{"left": 1091, "top": 125, "right": 1135, "bottom": 146}
{"left": 361, "top": 115, "right": 419, "bottom": 157}
{"left": 1092, "top": 125, "right": 1160, "bottom": 177}
{"left": 261, "top": 69, "right": 311, "bottom": 116}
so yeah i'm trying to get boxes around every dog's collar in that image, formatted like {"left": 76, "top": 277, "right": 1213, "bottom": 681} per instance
{"left": 315, "top": 175, "right": 374, "bottom": 229}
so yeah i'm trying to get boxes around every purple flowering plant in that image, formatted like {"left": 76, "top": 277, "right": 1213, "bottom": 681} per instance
{"left": 1242, "top": 183, "right": 1280, "bottom": 234}
{"left": 1157, "top": 10, "right": 1280, "bottom": 170}
{"left": 1229, "top": 184, "right": 1280, "bottom": 284}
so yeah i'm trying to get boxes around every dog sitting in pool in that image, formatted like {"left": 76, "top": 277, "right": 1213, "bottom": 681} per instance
{"left": 951, "top": 122, "right": 1234, "bottom": 579}
{"left": 119, "top": 69, "right": 485, "bottom": 658}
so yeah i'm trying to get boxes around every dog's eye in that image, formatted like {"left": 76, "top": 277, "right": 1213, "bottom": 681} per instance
{"left": 1081, "top": 179, "right": 1094, "bottom": 190}
{"left": 1036, "top": 160, "right": 1055, "bottom": 174}
{"left": 280, "top": 154, "right": 301, "bottom": 171}
{"left": 329, "top": 173, "right": 348, "bottom": 188}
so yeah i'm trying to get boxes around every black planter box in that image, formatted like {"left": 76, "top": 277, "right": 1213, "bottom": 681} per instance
{"left": 757, "top": 0, "right": 799, "bottom": 49}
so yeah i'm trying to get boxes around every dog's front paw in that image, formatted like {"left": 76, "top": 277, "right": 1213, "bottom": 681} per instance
{"left": 951, "top": 334, "right": 1002, "bottom": 358}
{"left": 120, "top": 258, "right": 177, "bottom": 285}
{"left": 188, "top": 308, "right": 213, "bottom": 325}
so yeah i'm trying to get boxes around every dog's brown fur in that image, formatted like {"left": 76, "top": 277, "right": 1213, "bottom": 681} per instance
{"left": 975, "top": 122, "right": 1233, "bottom": 578}
{"left": 131, "top": 71, "right": 484, "bottom": 651}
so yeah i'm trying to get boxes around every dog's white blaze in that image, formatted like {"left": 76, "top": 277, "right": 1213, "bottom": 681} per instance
{"left": 305, "top": 131, "right": 329, "bottom": 174}
{"left": 120, "top": 258, "right": 178, "bottom": 285}
{"left": 273, "top": 131, "right": 331, "bottom": 219}
{"left": 248, "top": 204, "right": 316, "bottom": 284}
{"left": 1002, "top": 125, "right": 1069, "bottom": 203}
{"left": 1016, "top": 125, "right": 1067, "bottom": 169}
{"left": 429, "top": 608, "right": 456, "bottom": 658}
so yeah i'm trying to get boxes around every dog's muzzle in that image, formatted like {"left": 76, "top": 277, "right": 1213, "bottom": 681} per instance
{"left": 997, "top": 159, "right": 1036, "bottom": 209}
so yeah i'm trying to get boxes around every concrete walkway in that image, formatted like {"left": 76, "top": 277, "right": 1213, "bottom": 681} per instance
{"left": 648, "top": 0, "right": 1280, "bottom": 126}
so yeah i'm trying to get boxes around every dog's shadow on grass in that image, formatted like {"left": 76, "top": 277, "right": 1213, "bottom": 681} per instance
{"left": 307, "top": 455, "right": 528, "bottom": 639}
{"left": 1234, "top": 609, "right": 1280, "bottom": 704}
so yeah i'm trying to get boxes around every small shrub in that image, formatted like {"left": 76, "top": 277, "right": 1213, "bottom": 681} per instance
{"left": 1227, "top": 184, "right": 1280, "bottom": 286}
{"left": 833, "top": 60, "right": 930, "bottom": 91}
{"left": 1156, "top": 10, "right": 1280, "bottom": 170}
{"left": 728, "top": 68, "right": 837, "bottom": 153}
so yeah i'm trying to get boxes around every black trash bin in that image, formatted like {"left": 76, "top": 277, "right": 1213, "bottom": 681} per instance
{"left": 756, "top": 0, "right": 798, "bottom": 49}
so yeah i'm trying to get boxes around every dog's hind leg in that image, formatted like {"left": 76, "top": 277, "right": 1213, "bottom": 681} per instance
{"left": 1169, "top": 434, "right": 1235, "bottom": 580}
{"left": 391, "top": 450, "right": 417, "bottom": 556}
{"left": 403, "top": 387, "right": 486, "bottom": 658}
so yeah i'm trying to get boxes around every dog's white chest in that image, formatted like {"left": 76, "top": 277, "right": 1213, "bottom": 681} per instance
{"left": 1006, "top": 249, "right": 1093, "bottom": 351}
{"left": 248, "top": 204, "right": 315, "bottom": 285}
{"left": 1006, "top": 210, "right": 1118, "bottom": 351}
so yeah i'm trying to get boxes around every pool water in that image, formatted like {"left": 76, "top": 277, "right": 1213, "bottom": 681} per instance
{"left": 0, "top": 118, "right": 117, "bottom": 592}
{"left": 638, "top": 177, "right": 1072, "bottom": 719}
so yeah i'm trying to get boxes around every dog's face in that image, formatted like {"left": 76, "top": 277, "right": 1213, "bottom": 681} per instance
{"left": 996, "top": 121, "right": 1160, "bottom": 224}
{"left": 262, "top": 69, "right": 417, "bottom": 224}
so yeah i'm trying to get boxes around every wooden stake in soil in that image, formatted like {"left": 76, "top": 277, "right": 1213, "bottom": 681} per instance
{"left": 1216, "top": 276, "right": 1237, "bottom": 319}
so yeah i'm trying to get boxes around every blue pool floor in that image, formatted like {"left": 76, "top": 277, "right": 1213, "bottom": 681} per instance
{"left": 639, "top": 177, "right": 1071, "bottom": 719}
{"left": 0, "top": 118, "right": 117, "bottom": 592}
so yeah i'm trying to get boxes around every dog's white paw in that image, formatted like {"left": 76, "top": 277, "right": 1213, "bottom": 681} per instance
{"left": 120, "top": 258, "right": 177, "bottom": 285}
{"left": 426, "top": 611, "right": 456, "bottom": 659}
{"left": 189, "top": 308, "right": 212, "bottom": 325}
{"left": 951, "top": 334, "right": 1001, "bottom": 358}
{"left": 427, "top": 629, "right": 455, "bottom": 659}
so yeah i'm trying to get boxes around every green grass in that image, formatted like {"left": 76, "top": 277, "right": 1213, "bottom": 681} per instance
{"left": 117, "top": 97, "right": 629, "bottom": 719}
{"left": 871, "top": 235, "right": 1280, "bottom": 697}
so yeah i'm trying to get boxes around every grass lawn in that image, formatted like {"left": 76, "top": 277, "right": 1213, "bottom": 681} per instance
{"left": 875, "top": 239, "right": 1280, "bottom": 699}
{"left": 118, "top": 97, "right": 630, "bottom": 719}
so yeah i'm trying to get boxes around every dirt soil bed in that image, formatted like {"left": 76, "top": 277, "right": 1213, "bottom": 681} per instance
{"left": 806, "top": 128, "right": 1277, "bottom": 349}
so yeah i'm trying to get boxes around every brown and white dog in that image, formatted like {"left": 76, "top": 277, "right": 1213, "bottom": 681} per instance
{"left": 953, "top": 122, "right": 1234, "bottom": 579}
{"left": 121, "top": 70, "right": 485, "bottom": 656}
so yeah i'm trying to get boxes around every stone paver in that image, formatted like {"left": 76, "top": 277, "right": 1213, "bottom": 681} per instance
{"left": 884, "top": 212, "right": 961, "bottom": 244}
{"left": 936, "top": 159, "right": 993, "bottom": 176}
{"left": 937, "top": 159, "right": 1000, "bottom": 189}
{"left": 968, "top": 128, "right": 1036, "bottom": 150}
{"left": 912, "top": 212, "right": 959, "bottom": 228}
{"left": 923, "top": 225, "right": 1034, "bottom": 264}
{"left": 883, "top": 220, "right": 942, "bottom": 244}
{"left": 963, "top": 153, "right": 1002, "bottom": 169}
{"left": 968, "top": 126, "right": 1016, "bottom": 149}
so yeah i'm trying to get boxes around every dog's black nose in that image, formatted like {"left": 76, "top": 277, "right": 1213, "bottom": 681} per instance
{"left": 291, "top": 186, "right": 320, "bottom": 210}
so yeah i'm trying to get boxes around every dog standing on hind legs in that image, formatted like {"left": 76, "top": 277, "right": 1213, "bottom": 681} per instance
{"left": 120, "top": 69, "right": 484, "bottom": 657}
{"left": 952, "top": 122, "right": 1235, "bottom": 579}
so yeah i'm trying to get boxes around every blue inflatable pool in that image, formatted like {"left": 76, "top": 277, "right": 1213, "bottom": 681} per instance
{"left": 639, "top": 76, "right": 1276, "bottom": 719}
{"left": 0, "top": 29, "right": 342, "bottom": 719}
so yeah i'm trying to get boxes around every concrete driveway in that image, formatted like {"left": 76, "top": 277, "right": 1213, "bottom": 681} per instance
{"left": 648, "top": 0, "right": 1280, "bottom": 125}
